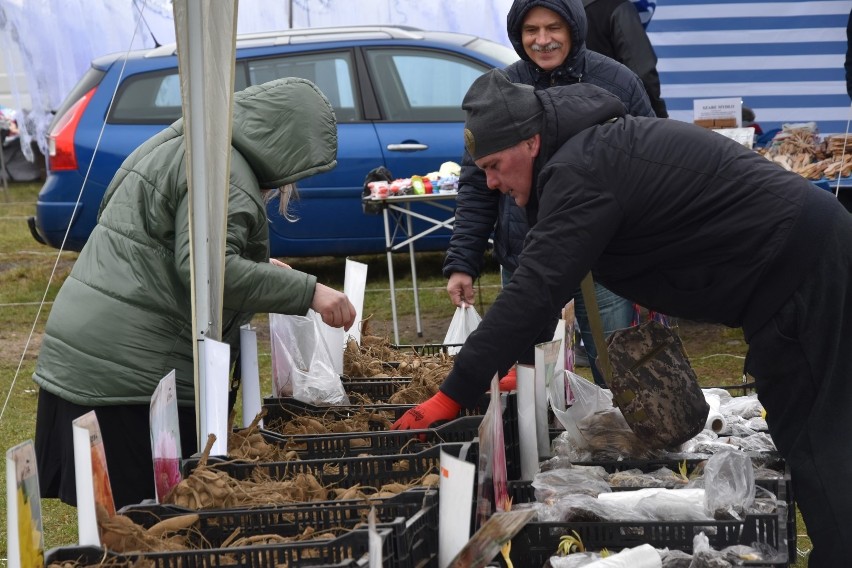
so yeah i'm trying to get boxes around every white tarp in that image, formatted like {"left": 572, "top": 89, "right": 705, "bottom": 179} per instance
{"left": 0, "top": 0, "right": 513, "bottom": 161}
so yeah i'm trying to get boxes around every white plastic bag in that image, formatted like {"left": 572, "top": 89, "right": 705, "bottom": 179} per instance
{"left": 269, "top": 310, "right": 350, "bottom": 405}
{"left": 443, "top": 303, "right": 481, "bottom": 355}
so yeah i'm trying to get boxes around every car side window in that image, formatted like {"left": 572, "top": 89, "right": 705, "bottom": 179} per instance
{"left": 110, "top": 71, "right": 183, "bottom": 124}
{"left": 246, "top": 51, "right": 359, "bottom": 122}
{"left": 365, "top": 49, "right": 487, "bottom": 122}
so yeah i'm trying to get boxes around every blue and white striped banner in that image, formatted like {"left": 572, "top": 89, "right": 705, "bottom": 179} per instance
{"left": 648, "top": 0, "right": 852, "bottom": 135}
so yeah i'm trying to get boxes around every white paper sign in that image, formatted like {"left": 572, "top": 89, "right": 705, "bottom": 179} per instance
{"left": 693, "top": 97, "right": 742, "bottom": 127}
{"left": 150, "top": 371, "right": 182, "bottom": 503}
{"left": 515, "top": 364, "right": 538, "bottom": 480}
{"left": 72, "top": 411, "right": 115, "bottom": 546}
{"left": 551, "top": 319, "right": 566, "bottom": 372}
{"left": 535, "top": 339, "right": 562, "bottom": 458}
{"left": 240, "top": 324, "right": 262, "bottom": 428}
{"left": 439, "top": 450, "right": 475, "bottom": 568}
{"left": 199, "top": 336, "right": 231, "bottom": 456}
{"left": 344, "top": 258, "right": 368, "bottom": 344}
{"left": 6, "top": 441, "right": 44, "bottom": 568}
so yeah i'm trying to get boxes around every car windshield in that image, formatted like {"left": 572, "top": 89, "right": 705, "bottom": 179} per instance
{"left": 465, "top": 38, "right": 519, "bottom": 67}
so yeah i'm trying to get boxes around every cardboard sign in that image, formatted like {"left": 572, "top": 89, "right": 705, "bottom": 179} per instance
{"left": 693, "top": 97, "right": 742, "bottom": 128}
{"left": 439, "top": 449, "right": 475, "bottom": 568}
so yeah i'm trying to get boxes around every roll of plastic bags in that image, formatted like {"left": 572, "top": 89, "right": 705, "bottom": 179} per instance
{"left": 703, "top": 392, "right": 727, "bottom": 433}
{"left": 598, "top": 487, "right": 705, "bottom": 510}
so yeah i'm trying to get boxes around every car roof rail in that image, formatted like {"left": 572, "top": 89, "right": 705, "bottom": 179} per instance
{"left": 145, "top": 25, "right": 427, "bottom": 58}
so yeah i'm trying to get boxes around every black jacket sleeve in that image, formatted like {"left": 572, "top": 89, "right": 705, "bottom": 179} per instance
{"left": 610, "top": 1, "right": 668, "bottom": 117}
{"left": 442, "top": 149, "right": 500, "bottom": 279}
{"left": 440, "top": 157, "right": 622, "bottom": 408}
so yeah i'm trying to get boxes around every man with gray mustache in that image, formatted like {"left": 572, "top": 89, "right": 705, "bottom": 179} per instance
{"left": 443, "top": 0, "right": 656, "bottom": 390}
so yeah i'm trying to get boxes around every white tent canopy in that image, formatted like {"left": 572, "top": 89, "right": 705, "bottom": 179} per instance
{"left": 0, "top": 0, "right": 514, "bottom": 161}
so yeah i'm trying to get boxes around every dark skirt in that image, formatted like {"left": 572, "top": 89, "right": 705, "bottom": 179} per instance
{"left": 34, "top": 389, "right": 198, "bottom": 509}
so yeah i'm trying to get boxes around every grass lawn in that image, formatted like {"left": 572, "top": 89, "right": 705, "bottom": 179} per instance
{"left": 0, "top": 181, "right": 808, "bottom": 564}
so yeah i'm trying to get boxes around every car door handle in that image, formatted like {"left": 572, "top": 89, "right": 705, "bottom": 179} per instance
{"left": 386, "top": 143, "right": 429, "bottom": 152}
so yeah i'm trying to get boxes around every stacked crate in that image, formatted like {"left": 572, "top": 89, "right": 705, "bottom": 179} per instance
{"left": 45, "top": 344, "right": 791, "bottom": 568}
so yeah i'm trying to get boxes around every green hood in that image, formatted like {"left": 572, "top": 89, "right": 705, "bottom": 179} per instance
{"left": 231, "top": 77, "right": 338, "bottom": 188}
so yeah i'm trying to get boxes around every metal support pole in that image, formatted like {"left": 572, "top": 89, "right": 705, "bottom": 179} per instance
{"left": 406, "top": 202, "right": 423, "bottom": 337}
{"left": 383, "top": 204, "right": 400, "bottom": 345}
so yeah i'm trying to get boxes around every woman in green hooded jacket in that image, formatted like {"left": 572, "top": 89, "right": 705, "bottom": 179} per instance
{"left": 32, "top": 77, "right": 355, "bottom": 508}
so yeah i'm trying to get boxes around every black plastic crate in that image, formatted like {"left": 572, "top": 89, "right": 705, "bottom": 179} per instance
{"left": 262, "top": 392, "right": 521, "bottom": 480}
{"left": 262, "top": 396, "right": 413, "bottom": 429}
{"left": 341, "top": 377, "right": 413, "bottom": 401}
{"left": 119, "top": 490, "right": 437, "bottom": 568}
{"left": 186, "top": 442, "right": 478, "bottom": 491}
{"left": 389, "top": 343, "right": 463, "bottom": 356}
{"left": 506, "top": 515, "right": 787, "bottom": 567}
{"left": 44, "top": 527, "right": 394, "bottom": 568}
{"left": 550, "top": 456, "right": 795, "bottom": 561}
{"left": 505, "top": 479, "right": 789, "bottom": 567}
{"left": 261, "top": 415, "right": 482, "bottom": 459}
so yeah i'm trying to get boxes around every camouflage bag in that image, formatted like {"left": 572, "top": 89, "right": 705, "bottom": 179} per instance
{"left": 605, "top": 320, "right": 709, "bottom": 449}
{"left": 579, "top": 273, "right": 708, "bottom": 449}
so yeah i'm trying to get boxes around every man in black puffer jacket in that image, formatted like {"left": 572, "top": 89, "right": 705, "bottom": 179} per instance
{"left": 403, "top": 68, "right": 852, "bottom": 567}
{"left": 444, "top": 0, "right": 654, "bottom": 386}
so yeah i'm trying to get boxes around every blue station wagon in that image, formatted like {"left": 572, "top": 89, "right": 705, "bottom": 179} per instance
{"left": 29, "top": 26, "right": 518, "bottom": 257}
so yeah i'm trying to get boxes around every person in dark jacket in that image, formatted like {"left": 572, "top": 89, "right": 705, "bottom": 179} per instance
{"left": 397, "top": 69, "right": 852, "bottom": 566}
{"left": 630, "top": 0, "right": 655, "bottom": 29}
{"left": 33, "top": 78, "right": 356, "bottom": 509}
{"left": 444, "top": 0, "right": 654, "bottom": 386}
{"left": 846, "top": 8, "right": 852, "bottom": 100}
{"left": 583, "top": 0, "right": 668, "bottom": 117}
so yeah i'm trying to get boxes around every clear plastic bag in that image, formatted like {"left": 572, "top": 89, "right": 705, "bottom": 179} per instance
{"left": 443, "top": 304, "right": 481, "bottom": 355}
{"left": 540, "top": 493, "right": 646, "bottom": 523}
{"left": 550, "top": 371, "right": 614, "bottom": 450}
{"left": 475, "top": 376, "right": 508, "bottom": 530}
{"left": 719, "top": 393, "right": 764, "bottom": 419}
{"left": 269, "top": 310, "right": 350, "bottom": 405}
{"left": 608, "top": 466, "right": 688, "bottom": 489}
{"left": 702, "top": 448, "right": 755, "bottom": 520}
{"left": 532, "top": 466, "right": 611, "bottom": 502}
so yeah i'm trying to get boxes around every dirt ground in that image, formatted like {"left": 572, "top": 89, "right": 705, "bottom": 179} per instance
{"left": 355, "top": 313, "right": 750, "bottom": 389}
{"left": 365, "top": 312, "right": 739, "bottom": 351}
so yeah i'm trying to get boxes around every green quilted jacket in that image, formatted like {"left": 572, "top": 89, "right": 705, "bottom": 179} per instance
{"left": 33, "top": 78, "right": 338, "bottom": 407}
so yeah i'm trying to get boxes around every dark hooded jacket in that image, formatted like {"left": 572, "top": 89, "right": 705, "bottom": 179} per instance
{"left": 441, "top": 83, "right": 845, "bottom": 408}
{"left": 443, "top": 0, "right": 654, "bottom": 280}
{"left": 583, "top": 0, "right": 668, "bottom": 117}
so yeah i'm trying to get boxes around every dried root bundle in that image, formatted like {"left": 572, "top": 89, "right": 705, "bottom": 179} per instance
{"left": 228, "top": 410, "right": 299, "bottom": 462}
{"left": 96, "top": 505, "right": 198, "bottom": 554}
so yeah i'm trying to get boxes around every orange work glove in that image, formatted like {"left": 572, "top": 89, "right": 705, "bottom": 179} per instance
{"left": 391, "top": 391, "right": 461, "bottom": 430}
{"left": 498, "top": 367, "right": 517, "bottom": 392}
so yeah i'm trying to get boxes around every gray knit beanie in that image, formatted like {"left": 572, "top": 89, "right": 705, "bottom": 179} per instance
{"left": 462, "top": 69, "right": 543, "bottom": 160}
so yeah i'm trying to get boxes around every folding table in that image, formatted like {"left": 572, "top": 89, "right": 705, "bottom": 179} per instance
{"left": 364, "top": 191, "right": 458, "bottom": 344}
